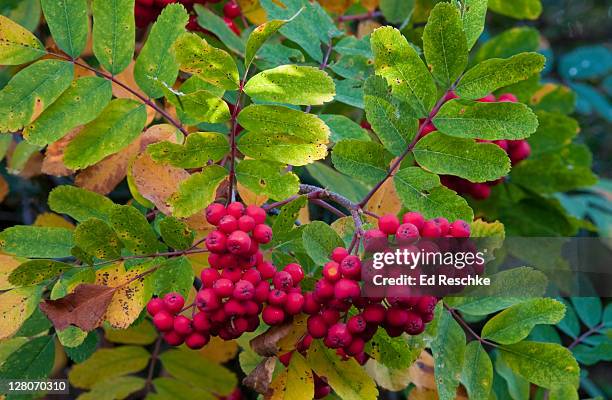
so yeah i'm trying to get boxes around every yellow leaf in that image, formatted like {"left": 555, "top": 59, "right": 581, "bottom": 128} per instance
{"left": 364, "top": 178, "right": 401, "bottom": 223}
{"left": 0, "top": 253, "right": 25, "bottom": 290}
{"left": 307, "top": 340, "right": 378, "bottom": 400}
{"left": 238, "top": 182, "right": 269, "bottom": 206}
{"left": 318, "top": 0, "right": 354, "bottom": 14}
{"left": 357, "top": 20, "right": 381, "bottom": 38}
{"left": 95, "top": 263, "right": 152, "bottom": 329}
{"left": 237, "top": 0, "right": 267, "bottom": 24}
{"left": 198, "top": 337, "right": 239, "bottom": 363}
{"left": 365, "top": 358, "right": 412, "bottom": 391}
{"left": 470, "top": 219, "right": 505, "bottom": 238}
{"left": 34, "top": 213, "right": 75, "bottom": 229}
{"left": 277, "top": 314, "right": 308, "bottom": 354}
{"left": 0, "top": 286, "right": 42, "bottom": 339}
{"left": 266, "top": 352, "right": 313, "bottom": 400}
{"left": 298, "top": 205, "right": 310, "bottom": 224}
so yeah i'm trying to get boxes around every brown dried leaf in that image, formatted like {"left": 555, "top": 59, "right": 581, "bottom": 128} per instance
{"left": 358, "top": 20, "right": 381, "bottom": 38}
{"left": 0, "top": 175, "right": 8, "bottom": 203}
{"left": 131, "top": 153, "right": 190, "bottom": 215}
{"left": 250, "top": 318, "right": 299, "bottom": 357}
{"left": 18, "top": 151, "right": 43, "bottom": 179}
{"left": 139, "top": 124, "right": 181, "bottom": 151}
{"left": 243, "top": 356, "right": 276, "bottom": 394}
{"left": 0, "top": 253, "right": 23, "bottom": 290}
{"left": 276, "top": 314, "right": 308, "bottom": 354}
{"left": 409, "top": 351, "right": 436, "bottom": 390}
{"left": 40, "top": 284, "right": 116, "bottom": 331}
{"left": 41, "top": 127, "right": 81, "bottom": 177}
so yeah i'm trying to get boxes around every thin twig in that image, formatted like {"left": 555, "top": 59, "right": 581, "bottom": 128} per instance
{"left": 145, "top": 336, "right": 163, "bottom": 393}
{"left": 445, "top": 304, "right": 499, "bottom": 348}
{"left": 568, "top": 322, "right": 605, "bottom": 350}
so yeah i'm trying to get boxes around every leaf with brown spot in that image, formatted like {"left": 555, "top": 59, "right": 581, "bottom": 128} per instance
{"left": 131, "top": 153, "right": 190, "bottom": 215}
{"left": 265, "top": 352, "right": 313, "bottom": 400}
{"left": 0, "top": 253, "right": 25, "bottom": 290}
{"left": 243, "top": 356, "right": 276, "bottom": 394}
{"left": 41, "top": 127, "right": 80, "bottom": 177}
{"left": 40, "top": 284, "right": 116, "bottom": 332}
{"left": 250, "top": 319, "right": 295, "bottom": 357}
{"left": 0, "top": 286, "right": 43, "bottom": 339}
{"left": 276, "top": 314, "right": 308, "bottom": 354}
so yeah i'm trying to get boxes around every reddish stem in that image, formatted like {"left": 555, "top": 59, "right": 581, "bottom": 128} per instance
{"left": 337, "top": 11, "right": 382, "bottom": 22}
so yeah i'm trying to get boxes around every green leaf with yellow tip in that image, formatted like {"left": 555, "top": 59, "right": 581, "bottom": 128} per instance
{"left": 0, "top": 286, "right": 43, "bottom": 340}
{"left": 236, "top": 159, "right": 300, "bottom": 201}
{"left": 9, "top": 260, "right": 74, "bottom": 286}
{"left": 0, "top": 15, "right": 46, "bottom": 65}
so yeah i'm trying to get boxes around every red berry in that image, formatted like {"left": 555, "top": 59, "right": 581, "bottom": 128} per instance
{"left": 186, "top": 15, "right": 200, "bottom": 31}
{"left": 196, "top": 288, "right": 220, "bottom": 311}
{"left": 313, "top": 279, "right": 334, "bottom": 301}
{"left": 323, "top": 261, "right": 341, "bottom": 282}
{"left": 163, "top": 331, "right": 184, "bottom": 346}
{"left": 386, "top": 307, "right": 409, "bottom": 327}
{"left": 321, "top": 309, "right": 340, "bottom": 325}
{"left": 173, "top": 315, "right": 193, "bottom": 336}
{"left": 378, "top": 214, "right": 400, "bottom": 235}
{"left": 163, "top": 292, "right": 185, "bottom": 314}
{"left": 347, "top": 315, "right": 366, "bottom": 334}
{"left": 432, "top": 217, "right": 450, "bottom": 236}
{"left": 205, "top": 230, "right": 227, "bottom": 253}
{"left": 223, "top": 1, "right": 241, "bottom": 19}
{"left": 331, "top": 247, "right": 349, "bottom": 263}
{"left": 213, "top": 278, "right": 234, "bottom": 298}
{"left": 494, "top": 139, "right": 509, "bottom": 151}
{"left": 273, "top": 271, "right": 293, "bottom": 291}
{"left": 509, "top": 140, "right": 531, "bottom": 164}
{"left": 363, "top": 229, "right": 388, "bottom": 252}
{"left": 206, "top": 203, "right": 226, "bottom": 225}
{"left": 402, "top": 212, "right": 425, "bottom": 231}
{"left": 238, "top": 215, "right": 256, "bottom": 232}
{"left": 227, "top": 202, "right": 245, "bottom": 219}
{"left": 396, "top": 223, "right": 420, "bottom": 245}
{"left": 498, "top": 93, "right": 518, "bottom": 102}
{"left": 404, "top": 311, "right": 425, "bottom": 335}
{"left": 233, "top": 280, "right": 255, "bottom": 301}
{"left": 146, "top": 298, "right": 165, "bottom": 316}
{"left": 221, "top": 266, "right": 242, "bottom": 282}
{"left": 278, "top": 351, "right": 293, "bottom": 367}
{"left": 227, "top": 230, "right": 251, "bottom": 254}
{"left": 153, "top": 311, "right": 174, "bottom": 331}
{"left": 243, "top": 300, "right": 261, "bottom": 316}
{"left": 283, "top": 263, "right": 304, "bottom": 284}
{"left": 252, "top": 224, "right": 272, "bottom": 244}
{"left": 262, "top": 305, "right": 285, "bottom": 325}
{"left": 314, "top": 383, "right": 331, "bottom": 399}
{"left": 242, "top": 269, "right": 262, "bottom": 285}
{"left": 246, "top": 205, "right": 266, "bottom": 224}
{"left": 326, "top": 323, "right": 352, "bottom": 348}
{"left": 223, "top": 16, "right": 241, "bottom": 35}
{"left": 334, "top": 279, "right": 360, "bottom": 300}
{"left": 478, "top": 94, "right": 496, "bottom": 102}
{"left": 193, "top": 312, "right": 211, "bottom": 332}
{"left": 254, "top": 281, "right": 270, "bottom": 303}
{"left": 303, "top": 292, "right": 321, "bottom": 314}
{"left": 185, "top": 332, "right": 209, "bottom": 349}
{"left": 345, "top": 337, "right": 365, "bottom": 356}
{"left": 307, "top": 315, "right": 328, "bottom": 338}
{"left": 210, "top": 308, "right": 227, "bottom": 323}
{"left": 340, "top": 255, "right": 361, "bottom": 279}
{"left": 421, "top": 220, "right": 442, "bottom": 238}
{"left": 218, "top": 215, "right": 238, "bottom": 234}
{"left": 268, "top": 289, "right": 287, "bottom": 306}
{"left": 449, "top": 220, "right": 470, "bottom": 238}
{"left": 219, "top": 253, "right": 237, "bottom": 269}
{"left": 363, "top": 303, "right": 385, "bottom": 324}
{"left": 416, "top": 296, "right": 438, "bottom": 315}
{"left": 200, "top": 268, "right": 220, "bottom": 288}
{"left": 284, "top": 292, "right": 304, "bottom": 315}
{"left": 208, "top": 253, "right": 222, "bottom": 269}
{"left": 470, "top": 183, "right": 491, "bottom": 200}
{"left": 257, "top": 261, "right": 276, "bottom": 280}
{"left": 224, "top": 298, "right": 245, "bottom": 316}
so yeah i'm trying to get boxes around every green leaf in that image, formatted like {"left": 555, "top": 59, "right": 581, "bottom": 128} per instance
{"left": 64, "top": 99, "right": 147, "bottom": 169}
{"left": 23, "top": 76, "right": 113, "bottom": 146}
{"left": 0, "top": 15, "right": 45, "bottom": 65}
{"left": 394, "top": 166, "right": 474, "bottom": 221}
{"left": 245, "top": 18, "right": 294, "bottom": 68}
{"left": 40, "top": 0, "right": 88, "bottom": 58}
{"left": 481, "top": 298, "right": 566, "bottom": 344}
{"left": 0, "top": 337, "right": 28, "bottom": 367}
{"left": 173, "top": 32, "right": 239, "bottom": 91}
{"left": 380, "top": 0, "right": 414, "bottom": 24}
{"left": 307, "top": 340, "right": 379, "bottom": 400}
{"left": 445, "top": 267, "right": 548, "bottom": 315}
{"left": 549, "top": 385, "right": 579, "bottom": 400}
{"left": 422, "top": 2, "right": 468, "bottom": 88}
{"left": 244, "top": 65, "right": 335, "bottom": 106}
{"left": 0, "top": 226, "right": 74, "bottom": 258}
{"left": 473, "top": 27, "right": 540, "bottom": 64}
{"left": 302, "top": 221, "right": 344, "bottom": 265}
{"left": 236, "top": 159, "right": 300, "bottom": 201}
{"left": 332, "top": 140, "right": 393, "bottom": 185}
{"left": 74, "top": 219, "right": 123, "bottom": 260}
{"left": 92, "top": 0, "right": 135, "bottom": 75}
{"left": 48, "top": 185, "right": 116, "bottom": 223}
{"left": 363, "top": 76, "right": 417, "bottom": 156}
{"left": 461, "top": 341, "right": 493, "bottom": 400}
{"left": 0, "top": 335, "right": 55, "bottom": 380}
{"left": 9, "top": 260, "right": 73, "bottom": 286}
{"left": 430, "top": 310, "right": 466, "bottom": 400}
{"left": 161, "top": 85, "right": 230, "bottom": 124}
{"left": 305, "top": 162, "right": 369, "bottom": 203}
{"left": 494, "top": 351, "right": 530, "bottom": 400}
{"left": 168, "top": 165, "right": 228, "bottom": 218}
{"left": 453, "top": 0, "right": 488, "bottom": 50}
{"left": 148, "top": 132, "right": 229, "bottom": 168}
{"left": 238, "top": 132, "right": 328, "bottom": 166}
{"left": 433, "top": 99, "right": 539, "bottom": 140}
{"left": 152, "top": 377, "right": 217, "bottom": 399}
{"left": 110, "top": 205, "right": 162, "bottom": 255}
{"left": 58, "top": 325, "right": 88, "bottom": 348}
{"left": 413, "top": 131, "right": 510, "bottom": 182}
{"left": 0, "top": 59, "right": 74, "bottom": 133}
{"left": 64, "top": 331, "right": 99, "bottom": 362}
{"left": 488, "top": 0, "right": 542, "bottom": 20}
{"left": 7, "top": 140, "right": 41, "bottom": 174}
{"left": 370, "top": 26, "right": 436, "bottom": 118}
{"left": 159, "top": 217, "right": 194, "bottom": 251}
{"left": 134, "top": 4, "right": 188, "bottom": 98}
{"left": 79, "top": 376, "right": 146, "bottom": 400}
{"left": 153, "top": 256, "right": 193, "bottom": 298}
{"left": 104, "top": 320, "right": 156, "bottom": 345}
{"left": 159, "top": 349, "right": 237, "bottom": 396}
{"left": 15, "top": 308, "right": 52, "bottom": 337}
{"left": 320, "top": 114, "right": 371, "bottom": 142}
{"left": 570, "top": 297, "right": 602, "bottom": 329}
{"left": 194, "top": 5, "right": 245, "bottom": 55}
{"left": 334, "top": 78, "right": 365, "bottom": 108}
{"left": 69, "top": 346, "right": 150, "bottom": 389}
{"left": 367, "top": 328, "right": 421, "bottom": 370}
{"left": 500, "top": 341, "right": 579, "bottom": 389}
{"left": 456, "top": 53, "right": 546, "bottom": 100}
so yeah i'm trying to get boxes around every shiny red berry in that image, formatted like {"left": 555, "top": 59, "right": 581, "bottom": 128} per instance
{"left": 238, "top": 215, "right": 256, "bottom": 232}
{"left": 163, "top": 292, "right": 184, "bottom": 314}
{"left": 396, "top": 223, "right": 420, "bottom": 245}
{"left": 273, "top": 271, "right": 293, "bottom": 290}
{"left": 218, "top": 215, "right": 238, "bottom": 233}
{"left": 213, "top": 278, "right": 234, "bottom": 298}
{"left": 449, "top": 220, "right": 470, "bottom": 238}
{"left": 404, "top": 311, "right": 425, "bottom": 335}
{"left": 402, "top": 212, "right": 425, "bottom": 231}
{"left": 378, "top": 214, "right": 400, "bottom": 235}
{"left": 200, "top": 268, "right": 220, "bottom": 288}
{"left": 223, "top": 1, "right": 241, "bottom": 19}
{"left": 283, "top": 263, "right": 304, "bottom": 284}
{"left": 227, "top": 202, "right": 245, "bottom": 218}
{"left": 227, "top": 230, "right": 252, "bottom": 254}
{"left": 262, "top": 305, "right": 285, "bottom": 325}
{"left": 185, "top": 332, "right": 210, "bottom": 349}
{"left": 331, "top": 247, "right": 349, "bottom": 263}
{"left": 268, "top": 289, "right": 287, "bottom": 306}
{"left": 146, "top": 298, "right": 165, "bottom": 316}
{"left": 196, "top": 288, "right": 220, "bottom": 311}
{"left": 307, "top": 315, "right": 328, "bottom": 338}
{"left": 153, "top": 311, "right": 174, "bottom": 331}
{"left": 206, "top": 203, "right": 226, "bottom": 225}
{"left": 163, "top": 331, "right": 184, "bottom": 346}
{"left": 252, "top": 224, "right": 272, "bottom": 244}
{"left": 421, "top": 220, "right": 441, "bottom": 238}
{"left": 340, "top": 255, "right": 361, "bottom": 279}
{"left": 192, "top": 312, "right": 211, "bottom": 332}
{"left": 205, "top": 230, "right": 227, "bottom": 253}
{"left": 284, "top": 292, "right": 304, "bottom": 315}
{"left": 173, "top": 315, "right": 193, "bottom": 336}
{"left": 246, "top": 205, "right": 266, "bottom": 224}
{"left": 334, "top": 279, "right": 360, "bottom": 300}
{"left": 233, "top": 279, "right": 255, "bottom": 301}
{"left": 323, "top": 261, "right": 341, "bottom": 282}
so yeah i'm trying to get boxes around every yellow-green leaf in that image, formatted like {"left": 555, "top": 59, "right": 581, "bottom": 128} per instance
{"left": 0, "top": 15, "right": 45, "bottom": 65}
{"left": 168, "top": 165, "right": 228, "bottom": 218}
{"left": 0, "top": 286, "right": 42, "bottom": 339}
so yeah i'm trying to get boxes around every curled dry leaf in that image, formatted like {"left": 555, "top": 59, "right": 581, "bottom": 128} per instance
{"left": 243, "top": 356, "right": 276, "bottom": 394}
{"left": 41, "top": 127, "right": 81, "bottom": 177}
{"left": 39, "top": 284, "right": 116, "bottom": 331}
{"left": 250, "top": 319, "right": 295, "bottom": 357}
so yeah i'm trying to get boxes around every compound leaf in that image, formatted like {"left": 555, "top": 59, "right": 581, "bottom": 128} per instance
{"left": 92, "top": 0, "right": 135, "bottom": 75}
{"left": 40, "top": 0, "right": 88, "bottom": 58}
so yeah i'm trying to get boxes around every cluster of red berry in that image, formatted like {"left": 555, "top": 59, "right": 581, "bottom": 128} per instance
{"left": 420, "top": 92, "right": 531, "bottom": 200}
{"left": 135, "top": 0, "right": 241, "bottom": 35}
